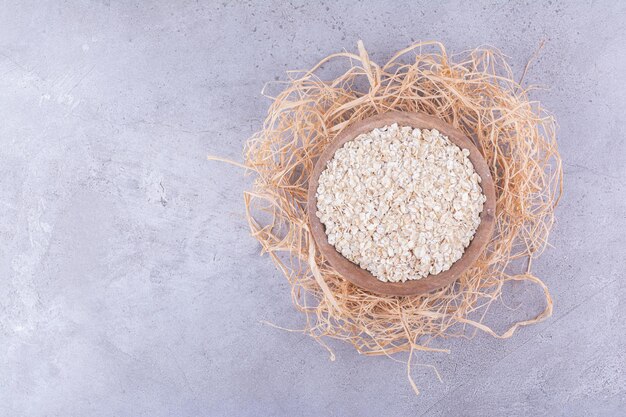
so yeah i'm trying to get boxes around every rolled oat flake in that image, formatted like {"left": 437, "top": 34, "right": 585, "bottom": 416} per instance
{"left": 316, "top": 123, "right": 486, "bottom": 282}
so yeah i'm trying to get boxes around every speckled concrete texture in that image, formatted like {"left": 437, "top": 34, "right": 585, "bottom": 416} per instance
{"left": 1, "top": 1, "right": 625, "bottom": 416}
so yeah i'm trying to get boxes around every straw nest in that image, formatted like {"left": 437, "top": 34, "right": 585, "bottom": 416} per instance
{"left": 236, "top": 41, "right": 562, "bottom": 393}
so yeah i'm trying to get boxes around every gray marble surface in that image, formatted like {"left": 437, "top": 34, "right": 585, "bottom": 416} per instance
{"left": 1, "top": 1, "right": 625, "bottom": 416}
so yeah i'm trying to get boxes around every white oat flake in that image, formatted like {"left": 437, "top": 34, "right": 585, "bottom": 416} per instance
{"left": 316, "top": 124, "right": 486, "bottom": 283}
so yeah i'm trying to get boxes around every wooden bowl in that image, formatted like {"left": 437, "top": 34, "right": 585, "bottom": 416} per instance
{"left": 307, "top": 111, "right": 496, "bottom": 296}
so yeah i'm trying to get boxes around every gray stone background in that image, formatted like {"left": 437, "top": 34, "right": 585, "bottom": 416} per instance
{"left": 1, "top": 1, "right": 624, "bottom": 416}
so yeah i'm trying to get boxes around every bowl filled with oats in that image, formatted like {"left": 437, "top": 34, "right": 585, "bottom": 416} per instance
{"left": 308, "top": 111, "right": 496, "bottom": 296}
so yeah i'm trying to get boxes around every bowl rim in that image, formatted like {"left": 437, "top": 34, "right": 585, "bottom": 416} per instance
{"left": 307, "top": 111, "right": 496, "bottom": 296}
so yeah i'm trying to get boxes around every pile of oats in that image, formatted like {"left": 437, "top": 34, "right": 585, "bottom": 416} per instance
{"left": 316, "top": 124, "right": 486, "bottom": 282}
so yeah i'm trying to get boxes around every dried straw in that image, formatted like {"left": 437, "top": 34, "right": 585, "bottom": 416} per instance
{"left": 235, "top": 41, "right": 562, "bottom": 394}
